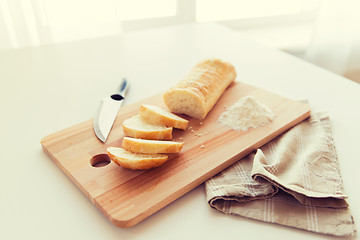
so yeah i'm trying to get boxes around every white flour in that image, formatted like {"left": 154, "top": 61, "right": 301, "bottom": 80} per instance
{"left": 219, "top": 96, "right": 275, "bottom": 131}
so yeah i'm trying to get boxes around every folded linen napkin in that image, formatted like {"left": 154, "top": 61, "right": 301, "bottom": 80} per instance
{"left": 205, "top": 112, "right": 356, "bottom": 237}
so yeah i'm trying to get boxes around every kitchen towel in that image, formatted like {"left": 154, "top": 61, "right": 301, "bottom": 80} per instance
{"left": 205, "top": 112, "right": 356, "bottom": 236}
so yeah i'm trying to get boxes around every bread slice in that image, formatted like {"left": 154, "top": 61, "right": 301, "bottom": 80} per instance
{"left": 123, "top": 114, "right": 173, "bottom": 140}
{"left": 163, "top": 58, "right": 236, "bottom": 119}
{"left": 122, "top": 137, "right": 184, "bottom": 154}
{"left": 107, "top": 147, "right": 168, "bottom": 170}
{"left": 139, "top": 104, "right": 188, "bottom": 130}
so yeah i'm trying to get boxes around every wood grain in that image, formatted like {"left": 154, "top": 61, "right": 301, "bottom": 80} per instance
{"left": 41, "top": 82, "right": 310, "bottom": 228}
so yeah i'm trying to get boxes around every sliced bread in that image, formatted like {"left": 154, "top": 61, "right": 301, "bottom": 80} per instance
{"left": 123, "top": 114, "right": 173, "bottom": 140}
{"left": 122, "top": 137, "right": 184, "bottom": 154}
{"left": 107, "top": 147, "right": 168, "bottom": 170}
{"left": 139, "top": 104, "right": 188, "bottom": 130}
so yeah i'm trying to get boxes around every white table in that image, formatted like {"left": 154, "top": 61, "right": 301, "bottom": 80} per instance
{"left": 1, "top": 23, "right": 359, "bottom": 240}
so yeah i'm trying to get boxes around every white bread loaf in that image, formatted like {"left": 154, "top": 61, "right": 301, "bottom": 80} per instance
{"left": 122, "top": 137, "right": 184, "bottom": 154}
{"left": 107, "top": 147, "right": 168, "bottom": 170}
{"left": 122, "top": 114, "right": 173, "bottom": 140}
{"left": 163, "top": 58, "right": 237, "bottom": 119}
{"left": 139, "top": 104, "right": 188, "bottom": 130}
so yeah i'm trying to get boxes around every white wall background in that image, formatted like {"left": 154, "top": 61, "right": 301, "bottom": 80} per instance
{"left": 1, "top": 0, "right": 359, "bottom": 81}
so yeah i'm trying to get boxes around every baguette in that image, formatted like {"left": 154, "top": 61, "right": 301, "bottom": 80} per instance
{"left": 107, "top": 147, "right": 168, "bottom": 170}
{"left": 123, "top": 114, "right": 173, "bottom": 140}
{"left": 139, "top": 104, "right": 188, "bottom": 130}
{"left": 163, "top": 58, "right": 236, "bottom": 119}
{"left": 122, "top": 137, "right": 184, "bottom": 154}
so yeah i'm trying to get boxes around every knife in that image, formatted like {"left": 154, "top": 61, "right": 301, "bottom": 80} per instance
{"left": 93, "top": 78, "right": 129, "bottom": 142}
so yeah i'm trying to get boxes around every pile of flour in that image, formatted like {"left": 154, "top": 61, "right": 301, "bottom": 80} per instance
{"left": 219, "top": 96, "right": 275, "bottom": 131}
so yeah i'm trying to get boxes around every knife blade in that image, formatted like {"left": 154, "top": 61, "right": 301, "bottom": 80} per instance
{"left": 93, "top": 78, "right": 129, "bottom": 142}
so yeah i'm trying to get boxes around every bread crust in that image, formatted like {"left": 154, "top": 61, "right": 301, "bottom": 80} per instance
{"left": 122, "top": 137, "right": 184, "bottom": 154}
{"left": 163, "top": 58, "right": 237, "bottom": 119}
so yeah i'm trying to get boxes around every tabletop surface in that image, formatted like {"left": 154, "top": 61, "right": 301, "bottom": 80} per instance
{"left": 1, "top": 23, "right": 359, "bottom": 240}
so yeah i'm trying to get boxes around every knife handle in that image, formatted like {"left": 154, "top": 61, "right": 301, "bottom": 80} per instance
{"left": 119, "top": 78, "right": 129, "bottom": 97}
{"left": 111, "top": 78, "right": 129, "bottom": 101}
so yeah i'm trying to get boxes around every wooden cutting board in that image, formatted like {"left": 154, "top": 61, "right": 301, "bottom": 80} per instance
{"left": 41, "top": 82, "right": 310, "bottom": 228}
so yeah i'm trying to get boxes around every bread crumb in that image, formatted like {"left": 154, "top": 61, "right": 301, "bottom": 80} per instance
{"left": 190, "top": 129, "right": 194, "bottom": 133}
{"left": 200, "top": 122, "right": 203, "bottom": 125}
{"left": 200, "top": 144, "right": 205, "bottom": 148}
{"left": 195, "top": 133, "right": 202, "bottom": 137}
{"left": 179, "top": 137, "right": 183, "bottom": 141}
